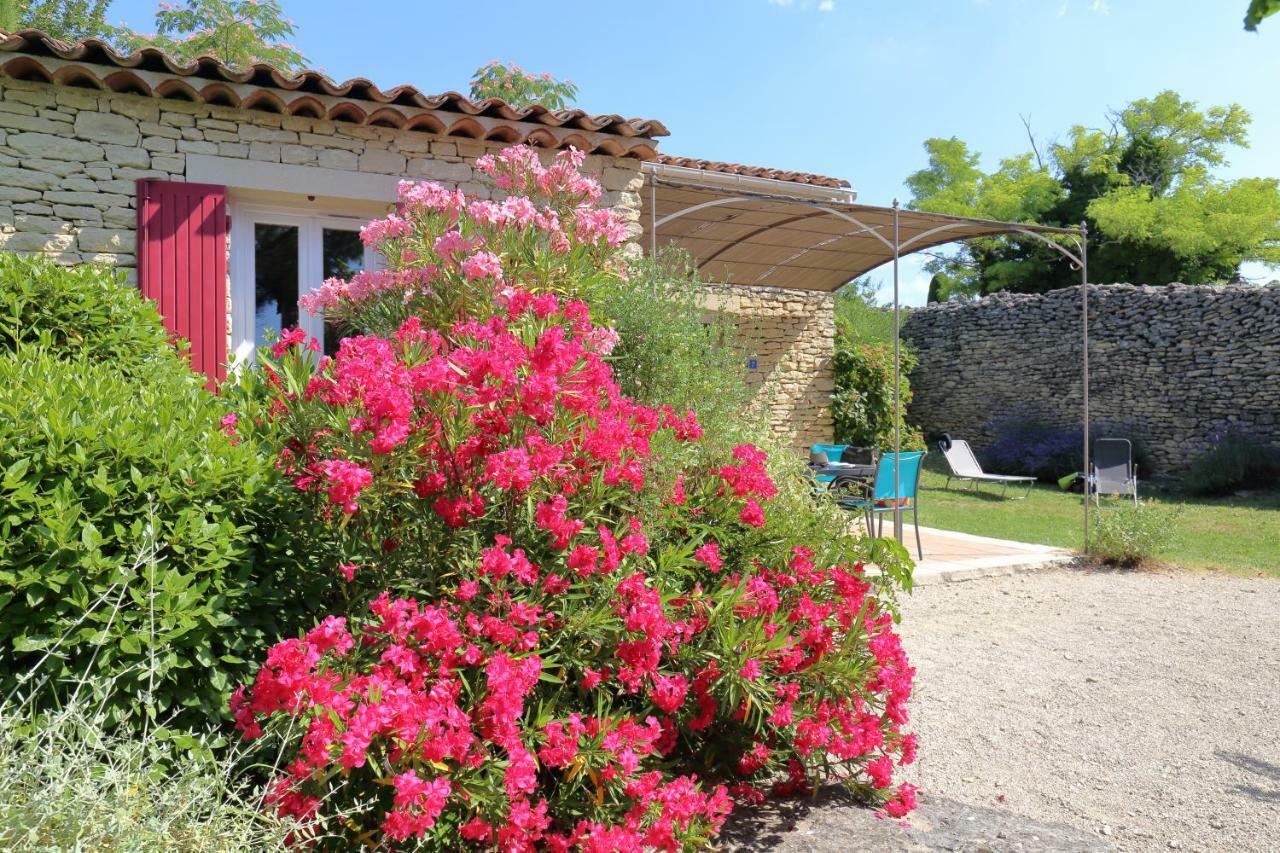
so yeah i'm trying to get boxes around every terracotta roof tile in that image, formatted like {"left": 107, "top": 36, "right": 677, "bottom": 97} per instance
{"left": 653, "top": 154, "right": 850, "bottom": 189}
{"left": 0, "top": 29, "right": 667, "bottom": 159}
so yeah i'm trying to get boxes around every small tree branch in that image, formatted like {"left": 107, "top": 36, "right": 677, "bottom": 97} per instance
{"left": 1020, "top": 113, "right": 1045, "bottom": 171}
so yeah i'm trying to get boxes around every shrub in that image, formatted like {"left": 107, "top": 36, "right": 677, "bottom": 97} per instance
{"left": 1088, "top": 501, "right": 1173, "bottom": 566}
{"left": 984, "top": 418, "right": 1149, "bottom": 483}
{"left": 834, "top": 276, "right": 896, "bottom": 347}
{"left": 833, "top": 279, "right": 924, "bottom": 451}
{"left": 984, "top": 419, "right": 1081, "bottom": 481}
{"left": 0, "top": 692, "right": 293, "bottom": 851}
{"left": 0, "top": 252, "right": 173, "bottom": 372}
{"left": 1182, "top": 425, "right": 1280, "bottom": 496}
{"left": 833, "top": 340, "right": 924, "bottom": 451}
{"left": 594, "top": 250, "right": 757, "bottom": 449}
{"left": 230, "top": 146, "right": 918, "bottom": 848}
{"left": 0, "top": 349, "right": 331, "bottom": 731}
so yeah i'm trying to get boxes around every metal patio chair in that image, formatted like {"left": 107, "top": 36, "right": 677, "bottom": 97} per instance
{"left": 1090, "top": 438, "right": 1138, "bottom": 505}
{"left": 939, "top": 438, "right": 1035, "bottom": 498}
{"left": 844, "top": 451, "right": 927, "bottom": 560}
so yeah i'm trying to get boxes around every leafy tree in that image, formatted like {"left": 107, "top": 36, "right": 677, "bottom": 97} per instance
{"left": 117, "top": 0, "right": 305, "bottom": 70}
{"left": 1245, "top": 0, "right": 1280, "bottom": 30}
{"left": 832, "top": 278, "right": 924, "bottom": 451}
{"left": 907, "top": 91, "right": 1280, "bottom": 296}
{"left": 0, "top": 0, "right": 119, "bottom": 41}
{"left": 469, "top": 59, "right": 578, "bottom": 109}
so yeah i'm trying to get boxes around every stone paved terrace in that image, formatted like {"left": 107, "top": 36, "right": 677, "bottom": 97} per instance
{"left": 911, "top": 527, "right": 1072, "bottom": 585}
{"left": 859, "top": 523, "right": 1074, "bottom": 586}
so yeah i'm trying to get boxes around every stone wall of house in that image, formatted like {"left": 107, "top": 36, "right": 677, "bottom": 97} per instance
{"left": 0, "top": 74, "right": 835, "bottom": 451}
{"left": 902, "top": 283, "right": 1280, "bottom": 473}
{"left": 0, "top": 76, "right": 645, "bottom": 278}
{"left": 697, "top": 283, "right": 835, "bottom": 451}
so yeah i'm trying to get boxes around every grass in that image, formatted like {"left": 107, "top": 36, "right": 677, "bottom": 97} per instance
{"left": 914, "top": 460, "right": 1280, "bottom": 577}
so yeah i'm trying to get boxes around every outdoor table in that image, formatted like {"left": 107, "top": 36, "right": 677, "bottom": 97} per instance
{"left": 812, "top": 462, "right": 876, "bottom": 482}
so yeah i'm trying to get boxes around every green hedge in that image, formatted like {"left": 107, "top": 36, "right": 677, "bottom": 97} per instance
{"left": 0, "top": 255, "right": 332, "bottom": 731}
{"left": 0, "top": 350, "right": 331, "bottom": 728}
{"left": 0, "top": 253, "right": 173, "bottom": 372}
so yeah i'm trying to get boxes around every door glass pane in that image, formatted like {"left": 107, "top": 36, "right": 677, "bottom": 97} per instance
{"left": 254, "top": 223, "right": 299, "bottom": 351}
{"left": 322, "top": 228, "right": 364, "bottom": 354}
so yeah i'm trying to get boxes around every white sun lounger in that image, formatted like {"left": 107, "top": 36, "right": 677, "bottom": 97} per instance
{"left": 940, "top": 439, "right": 1035, "bottom": 498}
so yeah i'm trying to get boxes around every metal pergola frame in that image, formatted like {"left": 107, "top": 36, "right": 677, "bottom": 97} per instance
{"left": 647, "top": 175, "right": 1095, "bottom": 552}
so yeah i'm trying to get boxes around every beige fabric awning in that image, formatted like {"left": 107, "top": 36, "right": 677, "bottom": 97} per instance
{"left": 643, "top": 173, "right": 1082, "bottom": 292}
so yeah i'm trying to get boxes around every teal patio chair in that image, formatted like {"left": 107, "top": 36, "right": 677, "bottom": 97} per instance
{"left": 845, "top": 451, "right": 927, "bottom": 560}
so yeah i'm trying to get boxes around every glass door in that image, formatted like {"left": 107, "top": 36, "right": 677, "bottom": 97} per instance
{"left": 230, "top": 204, "right": 379, "bottom": 366}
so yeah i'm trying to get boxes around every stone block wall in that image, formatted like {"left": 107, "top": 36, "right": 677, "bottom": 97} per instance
{"left": 697, "top": 283, "right": 835, "bottom": 451}
{"left": 0, "top": 77, "right": 645, "bottom": 279}
{"left": 902, "top": 284, "right": 1280, "bottom": 473}
{"left": 0, "top": 75, "right": 836, "bottom": 452}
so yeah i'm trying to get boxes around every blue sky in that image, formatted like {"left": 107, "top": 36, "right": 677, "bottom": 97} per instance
{"left": 111, "top": 0, "right": 1280, "bottom": 304}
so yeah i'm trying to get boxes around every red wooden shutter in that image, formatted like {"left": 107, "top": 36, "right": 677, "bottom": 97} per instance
{"left": 136, "top": 180, "right": 228, "bottom": 387}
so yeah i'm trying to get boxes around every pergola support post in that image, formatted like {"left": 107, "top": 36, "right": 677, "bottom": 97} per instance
{"left": 892, "top": 200, "right": 903, "bottom": 544}
{"left": 1081, "top": 221, "right": 1090, "bottom": 553}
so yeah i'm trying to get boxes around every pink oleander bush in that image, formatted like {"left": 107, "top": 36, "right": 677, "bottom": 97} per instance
{"left": 229, "top": 146, "right": 917, "bottom": 850}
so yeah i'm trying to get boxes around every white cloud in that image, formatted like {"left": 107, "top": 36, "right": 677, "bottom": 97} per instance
{"left": 1057, "top": 0, "right": 1110, "bottom": 16}
{"left": 767, "top": 0, "right": 835, "bottom": 11}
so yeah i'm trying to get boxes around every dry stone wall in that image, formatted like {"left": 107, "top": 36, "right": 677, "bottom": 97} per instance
{"left": 902, "top": 284, "right": 1280, "bottom": 473}
{"left": 697, "top": 283, "right": 835, "bottom": 451}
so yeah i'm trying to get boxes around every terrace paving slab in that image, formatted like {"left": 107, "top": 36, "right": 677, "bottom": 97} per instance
{"left": 865, "top": 525, "right": 1074, "bottom": 586}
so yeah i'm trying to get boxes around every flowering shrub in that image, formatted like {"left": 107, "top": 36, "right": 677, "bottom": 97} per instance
{"left": 232, "top": 146, "right": 917, "bottom": 848}
{"left": 469, "top": 60, "right": 579, "bottom": 110}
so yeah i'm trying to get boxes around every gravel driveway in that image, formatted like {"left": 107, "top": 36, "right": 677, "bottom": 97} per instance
{"left": 721, "top": 567, "right": 1280, "bottom": 852}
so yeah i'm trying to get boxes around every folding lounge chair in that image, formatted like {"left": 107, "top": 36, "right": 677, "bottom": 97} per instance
{"left": 939, "top": 438, "right": 1035, "bottom": 498}
{"left": 1091, "top": 438, "right": 1138, "bottom": 505}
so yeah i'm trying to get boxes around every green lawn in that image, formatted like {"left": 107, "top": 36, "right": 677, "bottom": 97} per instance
{"left": 914, "top": 462, "right": 1280, "bottom": 577}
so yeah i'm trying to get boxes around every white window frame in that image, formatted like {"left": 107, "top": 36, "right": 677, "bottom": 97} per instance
{"left": 229, "top": 202, "right": 383, "bottom": 367}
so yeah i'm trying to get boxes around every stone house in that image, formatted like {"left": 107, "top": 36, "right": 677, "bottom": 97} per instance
{"left": 0, "top": 29, "right": 845, "bottom": 449}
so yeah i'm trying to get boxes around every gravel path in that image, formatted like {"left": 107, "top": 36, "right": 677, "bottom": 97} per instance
{"left": 722, "top": 567, "right": 1280, "bottom": 852}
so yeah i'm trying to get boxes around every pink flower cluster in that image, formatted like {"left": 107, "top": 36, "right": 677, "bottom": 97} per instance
{"left": 235, "top": 142, "right": 917, "bottom": 849}
{"left": 233, "top": 592, "right": 735, "bottom": 850}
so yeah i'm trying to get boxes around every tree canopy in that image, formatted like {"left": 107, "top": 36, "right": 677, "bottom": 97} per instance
{"left": 906, "top": 92, "right": 1280, "bottom": 298}
{"left": 115, "top": 0, "right": 305, "bottom": 70}
{"left": 0, "top": 0, "right": 114, "bottom": 41}
{"left": 2, "top": 0, "right": 305, "bottom": 71}
{"left": 1245, "top": 0, "right": 1280, "bottom": 30}
{"left": 468, "top": 60, "right": 578, "bottom": 109}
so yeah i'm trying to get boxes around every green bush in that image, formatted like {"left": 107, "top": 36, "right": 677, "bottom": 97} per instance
{"left": 832, "top": 340, "right": 925, "bottom": 451}
{"left": 1088, "top": 501, "right": 1174, "bottom": 566}
{"left": 832, "top": 279, "right": 924, "bottom": 452}
{"left": 0, "top": 693, "right": 293, "bottom": 851}
{"left": 0, "top": 349, "right": 330, "bottom": 730}
{"left": 0, "top": 253, "right": 173, "bottom": 372}
{"left": 835, "top": 276, "right": 897, "bottom": 347}
{"left": 597, "top": 251, "right": 758, "bottom": 445}
{"left": 1182, "top": 427, "right": 1280, "bottom": 496}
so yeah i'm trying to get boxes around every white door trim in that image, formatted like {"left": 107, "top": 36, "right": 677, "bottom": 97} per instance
{"left": 229, "top": 201, "right": 380, "bottom": 367}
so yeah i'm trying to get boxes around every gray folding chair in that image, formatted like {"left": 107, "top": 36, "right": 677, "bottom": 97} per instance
{"left": 939, "top": 438, "right": 1035, "bottom": 498}
{"left": 1091, "top": 438, "right": 1138, "bottom": 505}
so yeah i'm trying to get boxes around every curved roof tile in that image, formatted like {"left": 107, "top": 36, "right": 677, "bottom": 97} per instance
{"left": 0, "top": 28, "right": 668, "bottom": 158}
{"left": 653, "top": 154, "right": 850, "bottom": 189}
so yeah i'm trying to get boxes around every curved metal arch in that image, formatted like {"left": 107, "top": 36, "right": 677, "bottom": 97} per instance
{"left": 654, "top": 194, "right": 896, "bottom": 251}
{"left": 897, "top": 221, "right": 1084, "bottom": 268}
